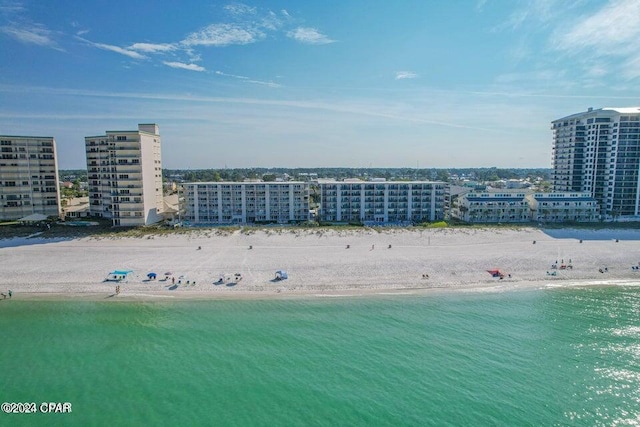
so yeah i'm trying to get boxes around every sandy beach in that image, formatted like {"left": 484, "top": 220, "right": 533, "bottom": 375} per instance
{"left": 1, "top": 227, "right": 640, "bottom": 300}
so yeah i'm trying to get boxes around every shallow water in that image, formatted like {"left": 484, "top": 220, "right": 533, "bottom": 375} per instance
{"left": 1, "top": 287, "right": 639, "bottom": 426}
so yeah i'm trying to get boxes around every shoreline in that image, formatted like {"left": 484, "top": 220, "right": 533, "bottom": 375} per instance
{"left": 2, "top": 227, "right": 640, "bottom": 302}
{"left": 4, "top": 278, "right": 640, "bottom": 302}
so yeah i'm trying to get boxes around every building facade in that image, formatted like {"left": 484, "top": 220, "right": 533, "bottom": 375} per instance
{"left": 552, "top": 107, "right": 640, "bottom": 219}
{"left": 85, "top": 124, "right": 163, "bottom": 226}
{"left": 530, "top": 192, "right": 599, "bottom": 222}
{"left": 318, "top": 181, "right": 448, "bottom": 224}
{"left": 453, "top": 192, "right": 530, "bottom": 223}
{"left": 0, "top": 135, "right": 61, "bottom": 220}
{"left": 184, "top": 182, "right": 310, "bottom": 225}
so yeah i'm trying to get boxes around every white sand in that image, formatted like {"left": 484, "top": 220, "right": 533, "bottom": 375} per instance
{"left": 1, "top": 227, "right": 640, "bottom": 300}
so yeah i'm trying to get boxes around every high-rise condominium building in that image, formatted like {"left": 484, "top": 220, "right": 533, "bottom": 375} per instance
{"left": 85, "top": 124, "right": 163, "bottom": 226}
{"left": 184, "top": 182, "right": 310, "bottom": 225}
{"left": 0, "top": 135, "right": 61, "bottom": 220}
{"left": 552, "top": 107, "right": 640, "bottom": 219}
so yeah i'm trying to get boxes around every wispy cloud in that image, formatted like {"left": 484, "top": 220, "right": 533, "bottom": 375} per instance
{"left": 287, "top": 27, "right": 335, "bottom": 45}
{"left": 395, "top": 71, "right": 418, "bottom": 80}
{"left": 216, "top": 70, "right": 281, "bottom": 88}
{"left": 0, "top": 22, "right": 61, "bottom": 49}
{"left": 553, "top": 0, "right": 640, "bottom": 80}
{"left": 78, "top": 37, "right": 147, "bottom": 59}
{"left": 163, "top": 61, "right": 205, "bottom": 72}
{"left": 216, "top": 70, "right": 249, "bottom": 80}
{"left": 129, "top": 42, "right": 176, "bottom": 53}
{"left": 182, "top": 23, "right": 262, "bottom": 47}
{"left": 223, "top": 3, "right": 256, "bottom": 16}
{"left": 0, "top": 1, "right": 24, "bottom": 15}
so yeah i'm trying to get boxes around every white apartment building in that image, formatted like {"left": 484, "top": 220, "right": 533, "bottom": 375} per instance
{"left": 0, "top": 135, "right": 61, "bottom": 220}
{"left": 530, "top": 192, "right": 599, "bottom": 222}
{"left": 184, "top": 182, "right": 310, "bottom": 225}
{"left": 318, "top": 181, "right": 448, "bottom": 224}
{"left": 85, "top": 124, "right": 163, "bottom": 226}
{"left": 453, "top": 192, "right": 530, "bottom": 223}
{"left": 552, "top": 107, "right": 640, "bottom": 219}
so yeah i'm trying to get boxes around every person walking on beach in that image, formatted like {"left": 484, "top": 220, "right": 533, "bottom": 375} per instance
{"left": 8, "top": 290, "right": 12, "bottom": 299}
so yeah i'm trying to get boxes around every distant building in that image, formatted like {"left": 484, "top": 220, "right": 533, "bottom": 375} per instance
{"left": 0, "top": 135, "right": 61, "bottom": 220}
{"left": 552, "top": 107, "right": 640, "bottom": 219}
{"left": 184, "top": 182, "right": 310, "bottom": 225}
{"left": 530, "top": 192, "right": 599, "bottom": 222}
{"left": 318, "top": 181, "right": 448, "bottom": 224}
{"left": 63, "top": 197, "right": 90, "bottom": 218}
{"left": 85, "top": 124, "right": 163, "bottom": 226}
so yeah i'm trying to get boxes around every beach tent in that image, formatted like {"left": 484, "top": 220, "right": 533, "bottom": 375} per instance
{"left": 19, "top": 213, "right": 48, "bottom": 222}
{"left": 275, "top": 270, "right": 288, "bottom": 280}
{"left": 105, "top": 269, "right": 133, "bottom": 282}
{"left": 486, "top": 269, "right": 502, "bottom": 278}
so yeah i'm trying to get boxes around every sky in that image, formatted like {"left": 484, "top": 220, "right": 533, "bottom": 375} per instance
{"left": 1, "top": 0, "right": 639, "bottom": 170}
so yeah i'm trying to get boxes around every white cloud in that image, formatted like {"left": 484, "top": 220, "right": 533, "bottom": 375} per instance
{"left": 182, "top": 23, "right": 262, "bottom": 46}
{"left": 129, "top": 42, "right": 176, "bottom": 53}
{"left": 223, "top": 3, "right": 256, "bottom": 16}
{"left": 216, "top": 70, "right": 281, "bottom": 87}
{"left": 396, "top": 71, "right": 418, "bottom": 80}
{"left": 553, "top": 0, "right": 640, "bottom": 80}
{"left": 216, "top": 70, "right": 249, "bottom": 80}
{"left": 86, "top": 40, "right": 147, "bottom": 59}
{"left": 163, "top": 61, "right": 205, "bottom": 72}
{"left": 554, "top": 0, "right": 640, "bottom": 52}
{"left": 0, "top": 23, "right": 60, "bottom": 49}
{"left": 287, "top": 27, "right": 335, "bottom": 45}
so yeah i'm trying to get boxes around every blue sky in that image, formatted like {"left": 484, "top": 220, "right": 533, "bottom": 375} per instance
{"left": 1, "top": 0, "right": 639, "bottom": 169}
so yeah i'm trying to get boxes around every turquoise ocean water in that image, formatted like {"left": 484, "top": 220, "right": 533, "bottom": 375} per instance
{"left": 1, "top": 287, "right": 640, "bottom": 426}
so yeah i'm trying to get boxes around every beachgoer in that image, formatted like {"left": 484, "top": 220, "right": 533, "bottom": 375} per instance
{"left": 172, "top": 277, "right": 175, "bottom": 284}
{"left": 8, "top": 290, "right": 12, "bottom": 298}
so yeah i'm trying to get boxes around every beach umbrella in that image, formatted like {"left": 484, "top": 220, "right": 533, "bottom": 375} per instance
{"left": 164, "top": 272, "right": 172, "bottom": 276}
{"left": 147, "top": 272, "right": 157, "bottom": 279}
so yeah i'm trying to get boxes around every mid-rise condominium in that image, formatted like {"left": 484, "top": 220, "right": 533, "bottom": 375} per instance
{"left": 85, "top": 124, "right": 163, "bottom": 226}
{"left": 184, "top": 182, "right": 310, "bottom": 225}
{"left": 552, "top": 107, "right": 640, "bottom": 219}
{"left": 318, "top": 180, "right": 448, "bottom": 224}
{"left": 0, "top": 135, "right": 61, "bottom": 220}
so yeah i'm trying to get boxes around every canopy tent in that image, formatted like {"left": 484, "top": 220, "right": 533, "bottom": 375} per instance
{"left": 275, "top": 270, "right": 288, "bottom": 280}
{"left": 486, "top": 269, "right": 503, "bottom": 278}
{"left": 19, "top": 213, "right": 48, "bottom": 222}
{"left": 105, "top": 269, "right": 133, "bottom": 282}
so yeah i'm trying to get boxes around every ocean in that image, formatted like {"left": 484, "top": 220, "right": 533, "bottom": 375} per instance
{"left": 1, "top": 287, "right": 639, "bottom": 426}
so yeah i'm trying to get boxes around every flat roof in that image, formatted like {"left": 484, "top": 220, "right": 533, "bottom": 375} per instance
{"left": 0, "top": 135, "right": 54, "bottom": 139}
{"left": 534, "top": 197, "right": 595, "bottom": 202}
{"left": 553, "top": 107, "right": 640, "bottom": 122}
{"left": 317, "top": 181, "right": 446, "bottom": 185}
{"left": 185, "top": 181, "right": 308, "bottom": 185}
{"left": 466, "top": 197, "right": 526, "bottom": 202}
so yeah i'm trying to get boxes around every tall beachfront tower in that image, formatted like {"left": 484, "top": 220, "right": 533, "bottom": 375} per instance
{"left": 552, "top": 107, "right": 640, "bottom": 219}
{"left": 0, "top": 135, "right": 61, "bottom": 220}
{"left": 85, "top": 124, "right": 163, "bottom": 226}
